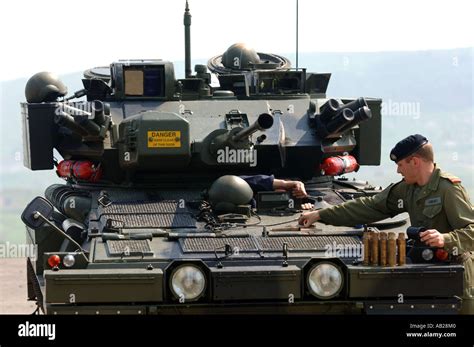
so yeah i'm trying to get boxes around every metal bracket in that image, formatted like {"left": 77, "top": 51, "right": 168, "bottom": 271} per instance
{"left": 225, "top": 111, "right": 249, "bottom": 130}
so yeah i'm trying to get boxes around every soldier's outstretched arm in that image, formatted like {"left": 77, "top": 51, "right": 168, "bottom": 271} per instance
{"left": 300, "top": 182, "right": 407, "bottom": 227}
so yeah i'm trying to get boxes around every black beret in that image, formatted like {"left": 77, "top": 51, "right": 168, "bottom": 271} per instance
{"left": 390, "top": 134, "right": 428, "bottom": 162}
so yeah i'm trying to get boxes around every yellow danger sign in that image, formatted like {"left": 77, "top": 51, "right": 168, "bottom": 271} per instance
{"left": 147, "top": 131, "right": 181, "bottom": 148}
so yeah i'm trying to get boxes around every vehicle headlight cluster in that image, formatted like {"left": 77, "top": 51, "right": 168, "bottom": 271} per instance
{"left": 307, "top": 262, "right": 343, "bottom": 299}
{"left": 170, "top": 264, "right": 206, "bottom": 301}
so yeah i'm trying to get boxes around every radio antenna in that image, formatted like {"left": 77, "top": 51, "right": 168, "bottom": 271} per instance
{"left": 184, "top": 0, "right": 192, "bottom": 78}
{"left": 296, "top": 0, "right": 299, "bottom": 70}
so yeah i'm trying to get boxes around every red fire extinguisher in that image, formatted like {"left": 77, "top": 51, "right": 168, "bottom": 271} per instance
{"left": 320, "top": 155, "right": 359, "bottom": 176}
{"left": 57, "top": 160, "right": 102, "bottom": 182}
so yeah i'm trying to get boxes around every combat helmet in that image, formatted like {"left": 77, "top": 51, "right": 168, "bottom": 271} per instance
{"left": 25, "top": 71, "right": 68, "bottom": 103}
{"left": 208, "top": 175, "right": 253, "bottom": 212}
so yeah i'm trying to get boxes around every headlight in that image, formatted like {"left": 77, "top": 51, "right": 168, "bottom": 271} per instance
{"left": 422, "top": 248, "right": 434, "bottom": 261}
{"left": 63, "top": 254, "right": 76, "bottom": 268}
{"left": 307, "top": 262, "right": 343, "bottom": 299}
{"left": 170, "top": 264, "right": 206, "bottom": 301}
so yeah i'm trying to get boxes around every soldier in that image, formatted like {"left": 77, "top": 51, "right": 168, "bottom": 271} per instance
{"left": 241, "top": 175, "right": 307, "bottom": 198}
{"left": 299, "top": 134, "right": 474, "bottom": 314}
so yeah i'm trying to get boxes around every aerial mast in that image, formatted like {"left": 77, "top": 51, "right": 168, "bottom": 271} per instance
{"left": 296, "top": 0, "right": 299, "bottom": 70}
{"left": 184, "top": 1, "right": 192, "bottom": 78}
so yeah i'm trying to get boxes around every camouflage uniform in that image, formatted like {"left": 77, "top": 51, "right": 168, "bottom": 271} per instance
{"left": 319, "top": 167, "right": 474, "bottom": 313}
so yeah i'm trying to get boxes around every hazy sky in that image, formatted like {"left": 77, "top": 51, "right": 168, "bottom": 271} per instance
{"left": 0, "top": 0, "right": 472, "bottom": 81}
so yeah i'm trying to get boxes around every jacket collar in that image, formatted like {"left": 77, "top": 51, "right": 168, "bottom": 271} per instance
{"left": 427, "top": 166, "right": 441, "bottom": 191}
{"left": 414, "top": 165, "right": 440, "bottom": 201}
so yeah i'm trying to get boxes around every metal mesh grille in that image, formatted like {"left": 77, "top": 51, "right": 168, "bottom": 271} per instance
{"left": 258, "top": 236, "right": 361, "bottom": 251}
{"left": 106, "top": 240, "right": 153, "bottom": 256}
{"left": 180, "top": 235, "right": 361, "bottom": 253}
{"left": 102, "top": 213, "right": 196, "bottom": 229}
{"left": 102, "top": 191, "right": 200, "bottom": 203}
{"left": 180, "top": 237, "right": 259, "bottom": 253}
{"left": 101, "top": 200, "right": 184, "bottom": 214}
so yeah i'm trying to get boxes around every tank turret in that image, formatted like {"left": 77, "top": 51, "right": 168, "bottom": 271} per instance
{"left": 21, "top": 36, "right": 380, "bottom": 180}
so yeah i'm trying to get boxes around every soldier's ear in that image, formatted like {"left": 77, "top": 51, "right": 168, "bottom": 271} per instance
{"left": 411, "top": 156, "right": 421, "bottom": 167}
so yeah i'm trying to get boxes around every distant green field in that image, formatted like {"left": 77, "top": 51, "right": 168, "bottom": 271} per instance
{"left": 0, "top": 210, "right": 26, "bottom": 244}
{"left": 0, "top": 186, "right": 56, "bottom": 245}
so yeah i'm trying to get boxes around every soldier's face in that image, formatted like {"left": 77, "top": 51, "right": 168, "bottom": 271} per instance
{"left": 396, "top": 158, "right": 417, "bottom": 184}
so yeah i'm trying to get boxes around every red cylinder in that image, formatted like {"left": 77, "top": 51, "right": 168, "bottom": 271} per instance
{"left": 56, "top": 160, "right": 74, "bottom": 178}
{"left": 57, "top": 160, "right": 102, "bottom": 182}
{"left": 320, "top": 155, "right": 359, "bottom": 176}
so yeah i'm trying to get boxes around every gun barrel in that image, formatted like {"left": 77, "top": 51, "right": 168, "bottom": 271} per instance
{"left": 325, "top": 108, "right": 354, "bottom": 135}
{"left": 319, "top": 98, "right": 340, "bottom": 123}
{"left": 232, "top": 113, "right": 274, "bottom": 142}
{"left": 54, "top": 110, "right": 101, "bottom": 137}
{"left": 54, "top": 111, "right": 90, "bottom": 137}
{"left": 340, "top": 97, "right": 368, "bottom": 112}
{"left": 92, "top": 100, "right": 106, "bottom": 125}
{"left": 339, "top": 106, "right": 372, "bottom": 132}
{"left": 77, "top": 116, "right": 101, "bottom": 136}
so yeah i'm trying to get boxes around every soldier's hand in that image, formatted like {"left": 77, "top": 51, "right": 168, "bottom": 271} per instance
{"left": 301, "top": 202, "right": 314, "bottom": 210}
{"left": 420, "top": 229, "right": 445, "bottom": 248}
{"left": 298, "top": 211, "right": 320, "bottom": 227}
{"left": 288, "top": 181, "right": 307, "bottom": 198}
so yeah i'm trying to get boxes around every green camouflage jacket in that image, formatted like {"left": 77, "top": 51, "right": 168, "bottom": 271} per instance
{"left": 319, "top": 167, "right": 474, "bottom": 299}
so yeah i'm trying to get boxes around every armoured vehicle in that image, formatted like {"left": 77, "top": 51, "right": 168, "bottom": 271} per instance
{"left": 20, "top": 2, "right": 464, "bottom": 314}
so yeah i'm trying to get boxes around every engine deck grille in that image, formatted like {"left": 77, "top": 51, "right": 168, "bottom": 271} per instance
{"left": 258, "top": 235, "right": 361, "bottom": 251}
{"left": 180, "top": 235, "right": 361, "bottom": 254}
{"left": 180, "top": 237, "right": 259, "bottom": 253}
{"left": 101, "top": 213, "right": 196, "bottom": 229}
{"left": 106, "top": 240, "right": 153, "bottom": 256}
